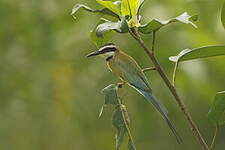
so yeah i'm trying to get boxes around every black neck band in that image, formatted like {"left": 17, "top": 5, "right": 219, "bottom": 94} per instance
{"left": 106, "top": 56, "right": 113, "bottom": 61}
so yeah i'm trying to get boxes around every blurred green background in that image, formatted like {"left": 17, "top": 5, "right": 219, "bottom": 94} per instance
{"left": 0, "top": 0, "right": 225, "bottom": 150}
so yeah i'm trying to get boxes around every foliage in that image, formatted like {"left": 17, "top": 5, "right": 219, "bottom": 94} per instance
{"left": 139, "top": 12, "right": 198, "bottom": 34}
{"left": 0, "top": 0, "right": 225, "bottom": 150}
{"left": 72, "top": 0, "right": 225, "bottom": 150}
{"left": 101, "top": 84, "right": 135, "bottom": 150}
{"left": 169, "top": 45, "right": 225, "bottom": 62}
{"left": 208, "top": 91, "right": 225, "bottom": 126}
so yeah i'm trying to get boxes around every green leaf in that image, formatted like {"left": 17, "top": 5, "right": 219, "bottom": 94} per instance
{"left": 208, "top": 91, "right": 225, "bottom": 125}
{"left": 71, "top": 4, "right": 119, "bottom": 19}
{"left": 91, "top": 19, "right": 114, "bottom": 48}
{"left": 96, "top": 18, "right": 129, "bottom": 37}
{"left": 139, "top": 12, "right": 198, "bottom": 34}
{"left": 169, "top": 45, "right": 225, "bottom": 62}
{"left": 101, "top": 84, "right": 119, "bottom": 105}
{"left": 137, "top": 0, "right": 145, "bottom": 18}
{"left": 112, "top": 106, "right": 130, "bottom": 150}
{"left": 96, "top": 0, "right": 121, "bottom": 15}
{"left": 99, "top": 84, "right": 119, "bottom": 117}
{"left": 127, "top": 139, "right": 136, "bottom": 150}
{"left": 222, "top": 2, "right": 225, "bottom": 29}
{"left": 121, "top": 0, "right": 140, "bottom": 17}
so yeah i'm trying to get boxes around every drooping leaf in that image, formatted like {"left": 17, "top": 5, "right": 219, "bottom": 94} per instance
{"left": 91, "top": 19, "right": 114, "bottom": 48}
{"left": 127, "top": 139, "right": 136, "bottom": 150}
{"left": 96, "top": 0, "right": 121, "bottom": 15}
{"left": 208, "top": 91, "right": 225, "bottom": 125}
{"left": 96, "top": 17, "right": 129, "bottom": 37}
{"left": 139, "top": 12, "right": 198, "bottom": 34}
{"left": 222, "top": 2, "right": 225, "bottom": 29}
{"left": 99, "top": 84, "right": 119, "bottom": 117}
{"left": 169, "top": 45, "right": 225, "bottom": 62}
{"left": 112, "top": 105, "right": 130, "bottom": 150}
{"left": 71, "top": 4, "right": 119, "bottom": 19}
{"left": 113, "top": 109, "right": 126, "bottom": 150}
{"left": 101, "top": 84, "right": 119, "bottom": 105}
{"left": 121, "top": 0, "right": 140, "bottom": 17}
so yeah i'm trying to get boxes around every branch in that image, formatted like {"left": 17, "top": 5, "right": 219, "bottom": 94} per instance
{"left": 129, "top": 28, "right": 210, "bottom": 150}
{"left": 210, "top": 125, "right": 219, "bottom": 150}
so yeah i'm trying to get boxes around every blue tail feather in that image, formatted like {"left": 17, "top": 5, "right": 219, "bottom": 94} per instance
{"left": 132, "top": 86, "right": 182, "bottom": 143}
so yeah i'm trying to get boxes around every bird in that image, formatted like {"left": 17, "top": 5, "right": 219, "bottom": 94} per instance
{"left": 87, "top": 43, "right": 182, "bottom": 143}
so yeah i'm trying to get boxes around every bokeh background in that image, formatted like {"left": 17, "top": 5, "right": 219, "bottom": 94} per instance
{"left": 0, "top": 0, "right": 225, "bottom": 150}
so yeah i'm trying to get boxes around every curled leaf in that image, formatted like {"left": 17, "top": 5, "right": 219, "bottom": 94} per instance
{"left": 208, "top": 91, "right": 225, "bottom": 125}
{"left": 169, "top": 45, "right": 225, "bottom": 62}
{"left": 96, "top": 18, "right": 129, "bottom": 37}
{"left": 139, "top": 12, "right": 198, "bottom": 34}
{"left": 71, "top": 4, "right": 119, "bottom": 19}
{"left": 91, "top": 19, "right": 114, "bottom": 48}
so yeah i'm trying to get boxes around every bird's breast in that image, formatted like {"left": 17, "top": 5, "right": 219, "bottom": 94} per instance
{"left": 107, "top": 57, "right": 126, "bottom": 81}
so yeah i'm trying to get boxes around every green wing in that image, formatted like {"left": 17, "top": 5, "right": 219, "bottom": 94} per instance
{"left": 117, "top": 52, "right": 152, "bottom": 92}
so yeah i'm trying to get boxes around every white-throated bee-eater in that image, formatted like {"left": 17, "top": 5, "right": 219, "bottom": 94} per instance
{"left": 87, "top": 43, "right": 182, "bottom": 143}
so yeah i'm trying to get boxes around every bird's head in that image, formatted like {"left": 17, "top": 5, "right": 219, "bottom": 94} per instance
{"left": 86, "top": 43, "right": 118, "bottom": 60}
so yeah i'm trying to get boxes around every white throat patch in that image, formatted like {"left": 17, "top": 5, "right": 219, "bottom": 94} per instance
{"left": 101, "top": 51, "right": 115, "bottom": 58}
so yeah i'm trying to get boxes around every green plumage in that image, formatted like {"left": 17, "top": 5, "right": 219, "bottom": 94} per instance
{"left": 87, "top": 44, "right": 182, "bottom": 143}
{"left": 107, "top": 50, "right": 182, "bottom": 143}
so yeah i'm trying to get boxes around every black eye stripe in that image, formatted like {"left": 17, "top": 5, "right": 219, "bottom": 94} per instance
{"left": 99, "top": 46, "right": 116, "bottom": 53}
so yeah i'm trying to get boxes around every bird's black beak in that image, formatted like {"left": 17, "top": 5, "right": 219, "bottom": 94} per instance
{"left": 86, "top": 51, "right": 102, "bottom": 58}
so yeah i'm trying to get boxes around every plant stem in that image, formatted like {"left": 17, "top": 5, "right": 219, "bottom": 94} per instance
{"left": 152, "top": 31, "right": 156, "bottom": 53}
{"left": 172, "top": 61, "right": 179, "bottom": 87}
{"left": 142, "top": 67, "right": 156, "bottom": 72}
{"left": 129, "top": 28, "right": 209, "bottom": 150}
{"left": 210, "top": 125, "right": 219, "bottom": 150}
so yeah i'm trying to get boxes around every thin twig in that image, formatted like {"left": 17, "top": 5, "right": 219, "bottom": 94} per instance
{"left": 129, "top": 28, "right": 210, "bottom": 150}
{"left": 142, "top": 67, "right": 156, "bottom": 72}
{"left": 152, "top": 31, "right": 156, "bottom": 53}
{"left": 210, "top": 125, "right": 219, "bottom": 150}
{"left": 172, "top": 61, "right": 179, "bottom": 87}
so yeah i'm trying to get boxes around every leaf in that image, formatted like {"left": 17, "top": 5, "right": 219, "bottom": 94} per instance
{"left": 121, "top": 0, "right": 140, "bottom": 17}
{"left": 139, "top": 12, "right": 198, "bottom": 34}
{"left": 127, "top": 139, "right": 136, "bottom": 150}
{"left": 99, "top": 84, "right": 119, "bottom": 117}
{"left": 96, "top": 17, "right": 129, "bottom": 37}
{"left": 137, "top": 0, "right": 145, "bottom": 18}
{"left": 91, "top": 19, "right": 114, "bottom": 48}
{"left": 169, "top": 45, "right": 225, "bottom": 62}
{"left": 71, "top": 4, "right": 119, "bottom": 19}
{"left": 208, "top": 91, "right": 225, "bottom": 125}
{"left": 101, "top": 84, "right": 119, "bottom": 105}
{"left": 222, "top": 2, "right": 225, "bottom": 29}
{"left": 96, "top": 0, "right": 121, "bottom": 15}
{"left": 112, "top": 106, "right": 130, "bottom": 150}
